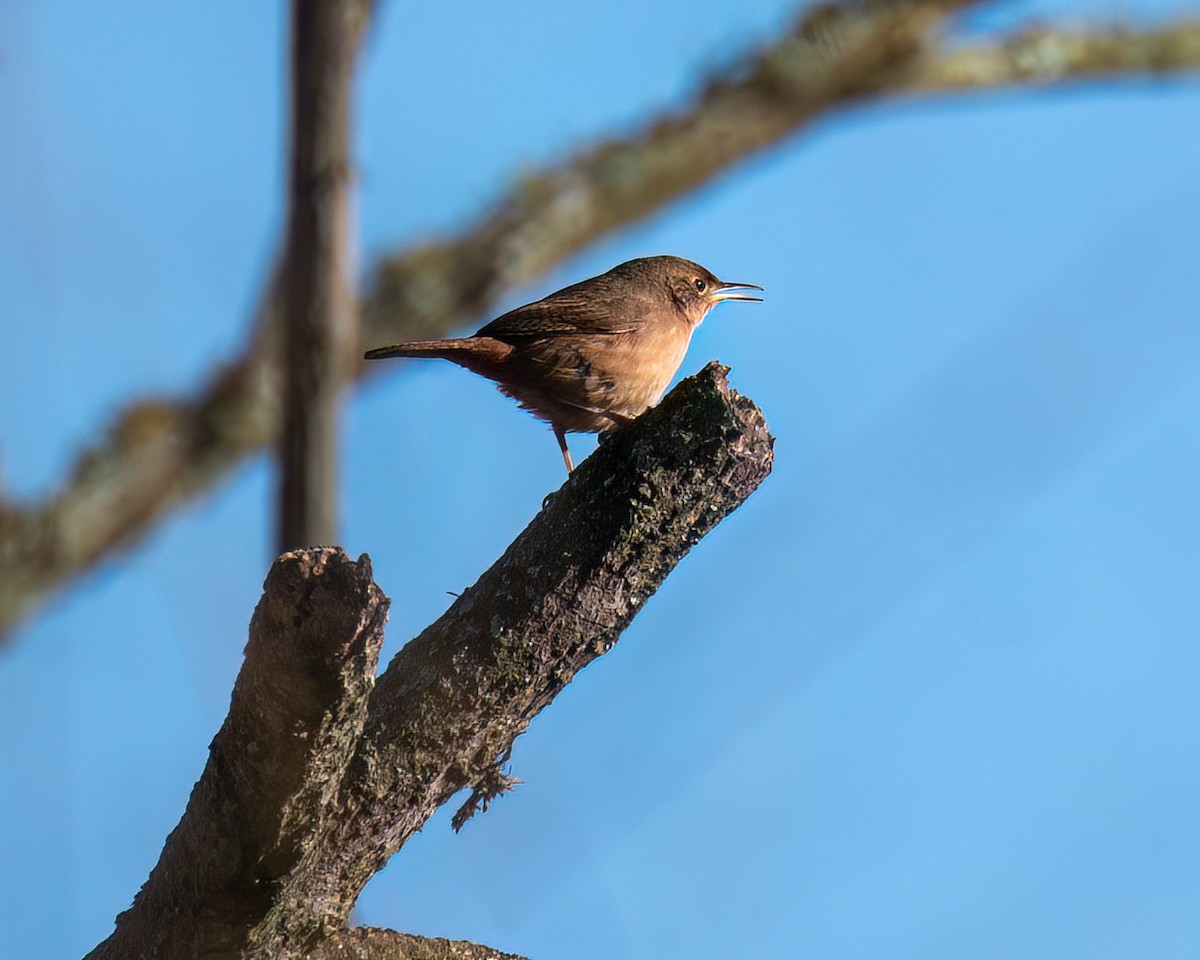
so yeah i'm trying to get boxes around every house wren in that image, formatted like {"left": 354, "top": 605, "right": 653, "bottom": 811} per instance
{"left": 364, "top": 255, "right": 762, "bottom": 473}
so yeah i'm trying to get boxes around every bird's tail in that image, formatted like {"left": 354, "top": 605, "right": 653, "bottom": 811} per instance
{"left": 364, "top": 337, "right": 512, "bottom": 362}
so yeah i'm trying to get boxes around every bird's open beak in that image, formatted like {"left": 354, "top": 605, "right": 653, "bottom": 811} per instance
{"left": 709, "top": 280, "right": 763, "bottom": 303}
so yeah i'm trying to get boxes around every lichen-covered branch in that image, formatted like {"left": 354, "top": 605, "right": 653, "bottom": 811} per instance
{"left": 5, "top": 2, "right": 1200, "bottom": 643}
{"left": 0, "top": 0, "right": 963, "bottom": 642}
{"left": 905, "top": 18, "right": 1200, "bottom": 92}
{"left": 357, "top": 0, "right": 977, "bottom": 349}
{"left": 86, "top": 364, "right": 773, "bottom": 959}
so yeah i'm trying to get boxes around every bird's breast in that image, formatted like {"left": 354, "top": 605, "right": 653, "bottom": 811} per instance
{"left": 614, "top": 321, "right": 693, "bottom": 409}
{"left": 572, "top": 317, "right": 694, "bottom": 422}
{"left": 495, "top": 315, "right": 696, "bottom": 434}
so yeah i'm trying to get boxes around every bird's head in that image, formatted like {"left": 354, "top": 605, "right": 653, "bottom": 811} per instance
{"left": 634, "top": 255, "right": 763, "bottom": 326}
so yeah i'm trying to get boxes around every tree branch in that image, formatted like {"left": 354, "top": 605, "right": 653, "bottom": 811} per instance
{"left": 357, "top": 0, "right": 976, "bottom": 348}
{"left": 905, "top": 18, "right": 1200, "bottom": 92}
{"left": 86, "top": 363, "right": 773, "bottom": 959}
{"left": 5, "top": 2, "right": 1200, "bottom": 642}
{"left": 86, "top": 546, "right": 390, "bottom": 960}
{"left": 278, "top": 0, "right": 367, "bottom": 550}
{"left": 311, "top": 929, "right": 527, "bottom": 960}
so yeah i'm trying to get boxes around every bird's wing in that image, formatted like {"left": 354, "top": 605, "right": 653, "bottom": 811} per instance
{"left": 476, "top": 286, "right": 653, "bottom": 341}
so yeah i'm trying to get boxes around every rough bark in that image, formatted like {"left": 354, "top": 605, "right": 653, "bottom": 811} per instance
{"left": 311, "top": 929, "right": 526, "bottom": 960}
{"left": 5, "top": 8, "right": 1199, "bottom": 639}
{"left": 86, "top": 363, "right": 773, "bottom": 960}
{"left": 87, "top": 547, "right": 389, "bottom": 960}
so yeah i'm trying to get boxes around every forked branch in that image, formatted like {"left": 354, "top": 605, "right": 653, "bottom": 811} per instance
{"left": 87, "top": 364, "right": 773, "bottom": 960}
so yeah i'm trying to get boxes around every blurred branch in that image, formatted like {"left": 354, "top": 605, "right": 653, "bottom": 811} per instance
{"left": 278, "top": 0, "right": 367, "bottom": 550}
{"left": 4, "top": 1, "right": 1200, "bottom": 643}
{"left": 357, "top": 0, "right": 976, "bottom": 348}
{"left": 86, "top": 364, "right": 773, "bottom": 960}
{"left": 905, "top": 18, "right": 1200, "bottom": 92}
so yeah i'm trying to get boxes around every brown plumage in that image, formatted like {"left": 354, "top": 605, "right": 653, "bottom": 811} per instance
{"left": 364, "top": 255, "right": 762, "bottom": 473}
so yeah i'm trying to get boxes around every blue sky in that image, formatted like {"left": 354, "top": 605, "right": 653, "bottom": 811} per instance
{"left": 2, "top": 1, "right": 1200, "bottom": 957}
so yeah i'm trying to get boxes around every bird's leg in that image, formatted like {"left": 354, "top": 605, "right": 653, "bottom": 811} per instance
{"left": 596, "top": 412, "right": 636, "bottom": 447}
{"left": 553, "top": 424, "right": 575, "bottom": 474}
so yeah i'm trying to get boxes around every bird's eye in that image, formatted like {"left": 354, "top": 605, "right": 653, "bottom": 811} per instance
{"left": 693, "top": 278, "right": 707, "bottom": 292}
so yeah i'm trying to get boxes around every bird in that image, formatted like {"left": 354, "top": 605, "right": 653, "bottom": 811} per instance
{"left": 364, "top": 255, "right": 762, "bottom": 473}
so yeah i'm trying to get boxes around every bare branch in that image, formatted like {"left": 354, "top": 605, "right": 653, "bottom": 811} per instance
{"left": 5, "top": 2, "right": 1200, "bottom": 642}
{"left": 905, "top": 18, "right": 1200, "bottom": 92}
{"left": 0, "top": 351, "right": 278, "bottom": 635}
{"left": 86, "top": 364, "right": 773, "bottom": 959}
{"left": 278, "top": 0, "right": 366, "bottom": 549}
{"left": 311, "top": 929, "right": 527, "bottom": 960}
{"left": 86, "top": 547, "right": 389, "bottom": 960}
{"left": 0, "top": 0, "right": 965, "bottom": 642}
{"left": 358, "top": 0, "right": 978, "bottom": 348}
